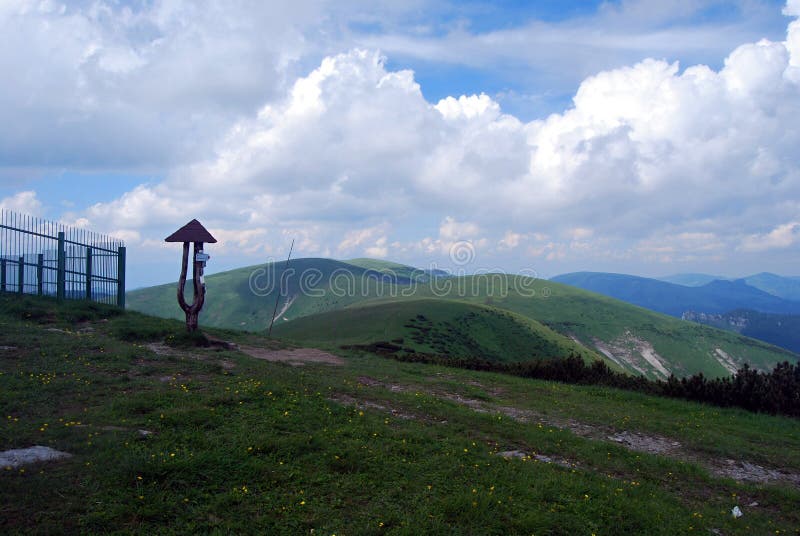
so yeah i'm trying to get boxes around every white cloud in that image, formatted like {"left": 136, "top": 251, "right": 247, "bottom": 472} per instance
{"left": 0, "top": 191, "right": 43, "bottom": 215}
{"left": 498, "top": 231, "right": 524, "bottom": 250}
{"left": 337, "top": 224, "right": 389, "bottom": 257}
{"left": 12, "top": 2, "right": 800, "bottom": 282}
{"left": 739, "top": 222, "right": 800, "bottom": 252}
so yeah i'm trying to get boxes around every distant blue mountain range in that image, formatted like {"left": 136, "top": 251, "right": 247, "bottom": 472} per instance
{"left": 551, "top": 272, "right": 800, "bottom": 317}
{"left": 551, "top": 271, "right": 800, "bottom": 353}
{"left": 658, "top": 272, "right": 800, "bottom": 302}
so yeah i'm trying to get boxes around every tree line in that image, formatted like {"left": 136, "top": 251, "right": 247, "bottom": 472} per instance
{"left": 360, "top": 344, "right": 800, "bottom": 418}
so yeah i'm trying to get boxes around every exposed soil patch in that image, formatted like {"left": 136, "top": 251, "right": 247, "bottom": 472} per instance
{"left": 607, "top": 431, "right": 681, "bottom": 455}
{"left": 328, "top": 394, "right": 431, "bottom": 422}
{"left": 240, "top": 346, "right": 344, "bottom": 366}
{"left": 592, "top": 331, "right": 670, "bottom": 379}
{"left": 145, "top": 342, "right": 174, "bottom": 356}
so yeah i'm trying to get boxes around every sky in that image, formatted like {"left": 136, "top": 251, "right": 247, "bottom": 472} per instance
{"left": 1, "top": 0, "right": 800, "bottom": 289}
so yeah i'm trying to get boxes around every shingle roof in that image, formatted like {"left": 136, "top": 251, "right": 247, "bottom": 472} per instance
{"left": 164, "top": 219, "right": 217, "bottom": 243}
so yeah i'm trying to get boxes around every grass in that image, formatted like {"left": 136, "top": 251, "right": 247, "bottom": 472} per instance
{"left": 2, "top": 294, "right": 800, "bottom": 534}
{"left": 126, "top": 258, "right": 797, "bottom": 379}
{"left": 272, "top": 298, "right": 608, "bottom": 366}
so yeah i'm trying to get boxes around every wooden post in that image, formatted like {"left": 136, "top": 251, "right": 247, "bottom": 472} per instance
{"left": 165, "top": 219, "right": 215, "bottom": 332}
{"left": 177, "top": 241, "right": 206, "bottom": 331}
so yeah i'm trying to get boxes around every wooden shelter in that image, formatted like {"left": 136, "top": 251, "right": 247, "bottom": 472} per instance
{"left": 165, "top": 219, "right": 216, "bottom": 331}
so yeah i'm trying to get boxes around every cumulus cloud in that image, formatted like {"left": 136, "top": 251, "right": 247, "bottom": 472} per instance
{"left": 739, "top": 222, "right": 800, "bottom": 252}
{"left": 0, "top": 191, "right": 43, "bottom": 216}
{"left": 13, "top": 1, "right": 800, "bottom": 281}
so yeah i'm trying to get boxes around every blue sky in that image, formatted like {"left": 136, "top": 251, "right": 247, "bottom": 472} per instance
{"left": 1, "top": 0, "right": 799, "bottom": 288}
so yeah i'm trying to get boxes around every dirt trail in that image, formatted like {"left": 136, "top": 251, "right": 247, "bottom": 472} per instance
{"left": 239, "top": 346, "right": 344, "bottom": 366}
{"left": 335, "top": 376, "right": 800, "bottom": 487}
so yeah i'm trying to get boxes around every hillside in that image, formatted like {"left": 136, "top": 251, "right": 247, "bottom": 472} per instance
{"left": 2, "top": 294, "right": 800, "bottom": 534}
{"left": 127, "top": 258, "right": 417, "bottom": 331}
{"left": 272, "top": 298, "right": 609, "bottom": 366}
{"left": 551, "top": 272, "right": 800, "bottom": 316}
{"left": 740, "top": 273, "right": 800, "bottom": 302}
{"left": 684, "top": 309, "right": 800, "bottom": 354}
{"left": 658, "top": 273, "right": 725, "bottom": 287}
{"left": 128, "top": 258, "right": 797, "bottom": 380}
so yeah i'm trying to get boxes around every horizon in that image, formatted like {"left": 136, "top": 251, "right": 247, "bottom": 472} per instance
{"left": 124, "top": 254, "right": 800, "bottom": 292}
{"left": 2, "top": 0, "right": 799, "bottom": 289}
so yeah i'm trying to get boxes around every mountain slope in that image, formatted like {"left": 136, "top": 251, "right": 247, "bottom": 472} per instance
{"left": 658, "top": 273, "right": 726, "bottom": 287}
{"left": 659, "top": 272, "right": 800, "bottom": 301}
{"left": 128, "top": 258, "right": 797, "bottom": 379}
{"left": 740, "top": 272, "right": 800, "bottom": 302}
{"left": 684, "top": 309, "right": 800, "bottom": 354}
{"left": 272, "top": 297, "right": 609, "bottom": 366}
{"left": 127, "top": 258, "right": 418, "bottom": 331}
{"left": 551, "top": 272, "right": 800, "bottom": 316}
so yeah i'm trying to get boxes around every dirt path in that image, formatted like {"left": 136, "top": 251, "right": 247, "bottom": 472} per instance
{"left": 239, "top": 346, "right": 344, "bottom": 366}
{"left": 337, "top": 376, "right": 800, "bottom": 488}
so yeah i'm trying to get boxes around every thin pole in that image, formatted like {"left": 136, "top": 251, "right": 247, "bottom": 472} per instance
{"left": 268, "top": 239, "right": 294, "bottom": 337}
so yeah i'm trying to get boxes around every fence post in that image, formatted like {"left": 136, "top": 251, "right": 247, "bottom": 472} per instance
{"left": 37, "top": 254, "right": 43, "bottom": 296}
{"left": 0, "top": 259, "right": 5, "bottom": 292}
{"left": 85, "top": 248, "right": 92, "bottom": 301}
{"left": 117, "top": 246, "right": 126, "bottom": 308}
{"left": 17, "top": 257, "right": 24, "bottom": 294}
{"left": 57, "top": 232, "right": 66, "bottom": 302}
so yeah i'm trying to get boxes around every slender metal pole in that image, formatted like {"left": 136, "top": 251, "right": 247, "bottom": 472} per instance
{"left": 85, "top": 247, "right": 93, "bottom": 301}
{"left": 117, "top": 246, "right": 126, "bottom": 308}
{"left": 17, "top": 256, "right": 23, "bottom": 294}
{"left": 37, "top": 254, "right": 43, "bottom": 296}
{"left": 57, "top": 232, "right": 66, "bottom": 301}
{"left": 268, "top": 239, "right": 294, "bottom": 337}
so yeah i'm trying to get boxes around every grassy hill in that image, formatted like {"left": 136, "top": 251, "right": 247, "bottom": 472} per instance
{"left": 2, "top": 294, "right": 800, "bottom": 534}
{"left": 128, "top": 258, "right": 798, "bottom": 380}
{"left": 272, "top": 298, "right": 609, "bottom": 366}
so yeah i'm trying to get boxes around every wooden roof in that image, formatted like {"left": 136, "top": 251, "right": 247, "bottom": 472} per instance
{"left": 164, "top": 219, "right": 217, "bottom": 243}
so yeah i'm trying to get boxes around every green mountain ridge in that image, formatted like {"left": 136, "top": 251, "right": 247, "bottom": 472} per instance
{"left": 272, "top": 297, "right": 611, "bottom": 368}
{"left": 127, "top": 258, "right": 798, "bottom": 380}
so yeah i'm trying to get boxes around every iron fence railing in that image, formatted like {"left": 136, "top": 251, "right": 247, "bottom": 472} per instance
{"left": 0, "top": 210, "right": 126, "bottom": 307}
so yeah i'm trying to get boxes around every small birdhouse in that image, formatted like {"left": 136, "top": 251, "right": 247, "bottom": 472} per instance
{"left": 165, "top": 219, "right": 217, "bottom": 331}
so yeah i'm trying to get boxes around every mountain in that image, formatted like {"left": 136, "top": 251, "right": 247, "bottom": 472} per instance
{"left": 128, "top": 258, "right": 797, "bottom": 380}
{"left": 683, "top": 309, "right": 800, "bottom": 354}
{"left": 272, "top": 298, "right": 605, "bottom": 366}
{"left": 739, "top": 272, "right": 800, "bottom": 302}
{"left": 658, "top": 273, "right": 726, "bottom": 287}
{"left": 550, "top": 272, "right": 800, "bottom": 317}
{"left": 659, "top": 272, "right": 800, "bottom": 301}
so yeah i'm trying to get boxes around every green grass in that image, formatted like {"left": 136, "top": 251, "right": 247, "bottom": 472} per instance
{"left": 273, "top": 297, "right": 610, "bottom": 366}
{"left": 2, "top": 294, "right": 800, "bottom": 534}
{"left": 128, "top": 258, "right": 797, "bottom": 379}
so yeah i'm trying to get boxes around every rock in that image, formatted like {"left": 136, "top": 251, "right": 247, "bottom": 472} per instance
{"left": 0, "top": 446, "right": 72, "bottom": 468}
{"left": 497, "top": 450, "right": 527, "bottom": 459}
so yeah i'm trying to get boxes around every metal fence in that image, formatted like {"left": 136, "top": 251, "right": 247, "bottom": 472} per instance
{"left": 0, "top": 210, "right": 126, "bottom": 307}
